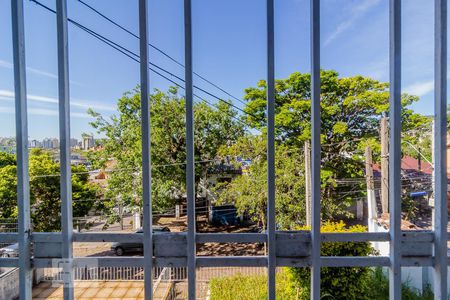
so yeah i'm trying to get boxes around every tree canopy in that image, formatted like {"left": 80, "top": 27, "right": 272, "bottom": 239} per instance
{"left": 86, "top": 70, "right": 430, "bottom": 227}
{"left": 0, "top": 149, "right": 98, "bottom": 231}
{"left": 218, "top": 70, "right": 429, "bottom": 223}
{"left": 88, "top": 87, "right": 245, "bottom": 214}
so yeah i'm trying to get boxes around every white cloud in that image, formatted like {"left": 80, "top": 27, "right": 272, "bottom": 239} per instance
{"left": 403, "top": 73, "right": 450, "bottom": 97}
{"left": 324, "top": 0, "right": 381, "bottom": 46}
{"left": 404, "top": 80, "right": 434, "bottom": 97}
{"left": 0, "top": 60, "right": 83, "bottom": 86}
{"left": 0, "top": 89, "right": 116, "bottom": 112}
{"left": 0, "top": 105, "right": 93, "bottom": 119}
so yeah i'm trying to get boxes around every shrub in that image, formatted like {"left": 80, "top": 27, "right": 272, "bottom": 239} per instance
{"left": 366, "top": 267, "right": 434, "bottom": 300}
{"left": 289, "top": 221, "right": 376, "bottom": 300}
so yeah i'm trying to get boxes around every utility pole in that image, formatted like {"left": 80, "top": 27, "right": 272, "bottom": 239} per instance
{"left": 365, "top": 146, "right": 377, "bottom": 231}
{"left": 118, "top": 196, "right": 124, "bottom": 231}
{"left": 304, "top": 141, "right": 312, "bottom": 227}
{"left": 380, "top": 116, "right": 389, "bottom": 213}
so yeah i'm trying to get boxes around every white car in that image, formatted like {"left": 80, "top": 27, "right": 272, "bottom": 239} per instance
{"left": 0, "top": 243, "right": 19, "bottom": 258}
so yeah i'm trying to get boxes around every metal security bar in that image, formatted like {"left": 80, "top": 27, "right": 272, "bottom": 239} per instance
{"left": 184, "top": 1, "right": 197, "bottom": 299}
{"left": 0, "top": 0, "right": 448, "bottom": 299}
{"left": 11, "top": 1, "right": 32, "bottom": 299}
{"left": 56, "top": 0, "right": 74, "bottom": 299}
{"left": 266, "top": 0, "right": 276, "bottom": 299}
{"left": 388, "top": 1, "right": 402, "bottom": 299}
{"left": 138, "top": 0, "right": 154, "bottom": 299}
{"left": 310, "top": 0, "right": 321, "bottom": 299}
{"left": 433, "top": 0, "right": 448, "bottom": 298}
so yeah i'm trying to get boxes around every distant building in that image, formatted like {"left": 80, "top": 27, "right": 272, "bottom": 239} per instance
{"left": 70, "top": 138, "right": 78, "bottom": 148}
{"left": 29, "top": 140, "right": 42, "bottom": 148}
{"left": 42, "top": 138, "right": 52, "bottom": 149}
{"left": 82, "top": 135, "right": 95, "bottom": 150}
{"left": 51, "top": 138, "right": 59, "bottom": 149}
{"left": 42, "top": 138, "right": 59, "bottom": 149}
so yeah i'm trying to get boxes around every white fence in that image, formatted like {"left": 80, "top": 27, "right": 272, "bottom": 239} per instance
{"left": 41, "top": 266, "right": 265, "bottom": 283}
{"left": 42, "top": 266, "right": 186, "bottom": 282}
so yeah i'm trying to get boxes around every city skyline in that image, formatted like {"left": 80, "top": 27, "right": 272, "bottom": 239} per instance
{"left": 0, "top": 134, "right": 96, "bottom": 150}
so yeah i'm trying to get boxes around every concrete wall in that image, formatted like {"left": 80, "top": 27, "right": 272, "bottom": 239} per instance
{"left": 0, "top": 268, "right": 19, "bottom": 300}
{"left": 0, "top": 268, "right": 45, "bottom": 300}
{"left": 369, "top": 218, "right": 450, "bottom": 294}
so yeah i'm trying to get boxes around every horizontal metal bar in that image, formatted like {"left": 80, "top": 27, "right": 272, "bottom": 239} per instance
{"left": 33, "top": 257, "right": 188, "bottom": 268}
{"left": 27, "top": 231, "right": 423, "bottom": 244}
{"left": 154, "top": 257, "right": 187, "bottom": 267}
{"left": 76, "top": 257, "right": 143, "bottom": 268}
{"left": 0, "top": 233, "right": 18, "bottom": 243}
{"left": 29, "top": 255, "right": 439, "bottom": 269}
{"left": 37, "top": 232, "right": 186, "bottom": 243}
{"left": 320, "top": 256, "right": 433, "bottom": 267}
{"left": 321, "top": 232, "right": 390, "bottom": 242}
{"left": 73, "top": 232, "right": 143, "bottom": 243}
{"left": 196, "top": 256, "right": 268, "bottom": 267}
{"left": 196, "top": 233, "right": 267, "bottom": 243}
{"left": 33, "top": 257, "right": 143, "bottom": 268}
{"left": 14, "top": 231, "right": 436, "bottom": 246}
{"left": 400, "top": 231, "right": 434, "bottom": 242}
{"left": 401, "top": 257, "right": 433, "bottom": 267}
{"left": 0, "top": 258, "right": 19, "bottom": 267}
{"left": 321, "top": 256, "right": 391, "bottom": 267}
{"left": 277, "top": 257, "right": 311, "bottom": 267}
{"left": 32, "top": 232, "right": 62, "bottom": 243}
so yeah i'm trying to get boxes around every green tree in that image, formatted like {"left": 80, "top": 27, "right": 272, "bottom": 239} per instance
{"left": 242, "top": 70, "right": 429, "bottom": 220}
{"left": 217, "top": 135, "right": 305, "bottom": 229}
{"left": 0, "top": 149, "right": 98, "bottom": 231}
{"left": 88, "top": 87, "right": 245, "bottom": 215}
{"left": 0, "top": 152, "right": 16, "bottom": 168}
{"left": 0, "top": 165, "right": 18, "bottom": 218}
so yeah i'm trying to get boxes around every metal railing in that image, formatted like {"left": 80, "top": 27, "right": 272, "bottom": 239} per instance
{"left": 0, "top": 1, "right": 448, "bottom": 299}
{"left": 42, "top": 266, "right": 188, "bottom": 282}
{"left": 41, "top": 266, "right": 266, "bottom": 283}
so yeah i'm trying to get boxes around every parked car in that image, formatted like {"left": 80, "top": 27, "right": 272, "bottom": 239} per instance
{"left": 0, "top": 243, "right": 19, "bottom": 258}
{"left": 111, "top": 226, "right": 170, "bottom": 256}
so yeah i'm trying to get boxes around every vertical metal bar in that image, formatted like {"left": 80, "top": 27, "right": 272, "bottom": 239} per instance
{"left": 389, "top": 0, "right": 401, "bottom": 299}
{"left": 56, "top": 0, "right": 74, "bottom": 299}
{"left": 139, "top": 0, "right": 153, "bottom": 299}
{"left": 266, "top": 0, "right": 276, "bottom": 299}
{"left": 184, "top": 0, "right": 196, "bottom": 299}
{"left": 11, "top": 1, "right": 32, "bottom": 298}
{"left": 310, "top": 0, "right": 321, "bottom": 299}
{"left": 433, "top": 0, "right": 448, "bottom": 298}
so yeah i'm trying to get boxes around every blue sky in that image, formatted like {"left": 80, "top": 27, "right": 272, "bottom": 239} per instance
{"left": 0, "top": 0, "right": 441, "bottom": 140}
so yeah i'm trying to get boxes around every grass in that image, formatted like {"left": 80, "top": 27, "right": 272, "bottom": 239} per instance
{"left": 209, "top": 269, "right": 297, "bottom": 300}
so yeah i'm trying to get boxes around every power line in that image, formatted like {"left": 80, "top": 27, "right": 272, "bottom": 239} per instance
{"left": 28, "top": 0, "right": 259, "bottom": 126}
{"left": 31, "top": 158, "right": 219, "bottom": 179}
{"left": 70, "top": 19, "right": 252, "bottom": 129}
{"left": 75, "top": 0, "right": 247, "bottom": 106}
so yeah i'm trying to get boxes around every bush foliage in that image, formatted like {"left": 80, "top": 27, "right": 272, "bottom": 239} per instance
{"left": 289, "top": 221, "right": 376, "bottom": 299}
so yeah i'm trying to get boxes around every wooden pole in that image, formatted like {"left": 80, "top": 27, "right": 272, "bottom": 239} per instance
{"left": 380, "top": 116, "right": 389, "bottom": 213}
{"left": 365, "top": 146, "right": 377, "bottom": 231}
